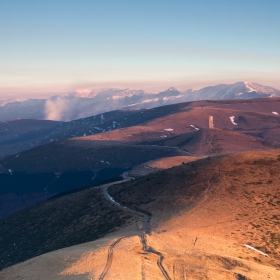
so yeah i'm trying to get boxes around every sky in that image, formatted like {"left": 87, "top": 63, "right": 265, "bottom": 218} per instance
{"left": 1, "top": 0, "right": 280, "bottom": 99}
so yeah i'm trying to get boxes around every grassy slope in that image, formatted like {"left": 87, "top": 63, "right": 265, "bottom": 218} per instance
{"left": 1, "top": 141, "right": 181, "bottom": 173}
{"left": 1, "top": 149, "right": 280, "bottom": 271}
{"left": 0, "top": 187, "right": 136, "bottom": 271}
{"left": 139, "top": 129, "right": 280, "bottom": 156}
{"left": 109, "top": 149, "right": 280, "bottom": 263}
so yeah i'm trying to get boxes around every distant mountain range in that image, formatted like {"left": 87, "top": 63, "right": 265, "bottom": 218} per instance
{"left": 1, "top": 82, "right": 280, "bottom": 121}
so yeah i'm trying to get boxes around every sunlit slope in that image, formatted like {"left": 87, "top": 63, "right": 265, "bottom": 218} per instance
{"left": 1, "top": 97, "right": 279, "bottom": 157}
{"left": 110, "top": 149, "right": 280, "bottom": 261}
{"left": 80, "top": 106, "right": 280, "bottom": 143}
{"left": 140, "top": 129, "right": 280, "bottom": 156}
{"left": 1, "top": 150, "right": 280, "bottom": 279}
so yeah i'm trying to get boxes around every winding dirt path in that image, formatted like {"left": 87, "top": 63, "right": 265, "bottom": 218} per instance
{"left": 140, "top": 232, "right": 171, "bottom": 280}
{"left": 98, "top": 237, "right": 126, "bottom": 280}
{"left": 101, "top": 184, "right": 171, "bottom": 280}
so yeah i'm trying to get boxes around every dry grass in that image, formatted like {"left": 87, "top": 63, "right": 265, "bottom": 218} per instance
{"left": 148, "top": 156, "right": 200, "bottom": 169}
{"left": 110, "top": 149, "right": 280, "bottom": 263}
{"left": 0, "top": 187, "right": 137, "bottom": 271}
{"left": 1, "top": 150, "right": 280, "bottom": 279}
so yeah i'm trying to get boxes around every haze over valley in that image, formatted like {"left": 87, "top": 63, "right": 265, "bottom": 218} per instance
{"left": 1, "top": 93, "right": 280, "bottom": 279}
{"left": 1, "top": 82, "right": 280, "bottom": 122}
{"left": 1, "top": 1, "right": 280, "bottom": 279}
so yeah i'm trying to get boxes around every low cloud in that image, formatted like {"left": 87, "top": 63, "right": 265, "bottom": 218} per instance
{"left": 44, "top": 99, "right": 72, "bottom": 121}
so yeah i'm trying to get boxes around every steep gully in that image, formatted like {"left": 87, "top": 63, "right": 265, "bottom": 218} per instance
{"left": 100, "top": 183, "right": 171, "bottom": 280}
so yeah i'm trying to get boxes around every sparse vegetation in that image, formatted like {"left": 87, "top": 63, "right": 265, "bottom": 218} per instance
{"left": 0, "top": 187, "right": 136, "bottom": 271}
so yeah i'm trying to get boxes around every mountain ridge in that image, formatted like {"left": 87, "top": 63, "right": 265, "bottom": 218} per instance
{"left": 1, "top": 82, "right": 279, "bottom": 121}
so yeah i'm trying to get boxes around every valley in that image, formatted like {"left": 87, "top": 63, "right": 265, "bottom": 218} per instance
{"left": 2, "top": 0, "right": 280, "bottom": 278}
{"left": 0, "top": 95, "right": 280, "bottom": 279}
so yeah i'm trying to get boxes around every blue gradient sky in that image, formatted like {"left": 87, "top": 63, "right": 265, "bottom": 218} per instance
{"left": 1, "top": 0, "right": 280, "bottom": 99}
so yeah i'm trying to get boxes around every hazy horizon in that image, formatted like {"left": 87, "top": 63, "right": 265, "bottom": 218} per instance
{"left": 1, "top": 0, "right": 280, "bottom": 100}
{"left": 2, "top": 79, "right": 280, "bottom": 101}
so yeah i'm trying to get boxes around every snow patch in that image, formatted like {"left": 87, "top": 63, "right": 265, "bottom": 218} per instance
{"left": 229, "top": 116, "right": 237, "bottom": 125}
{"left": 245, "top": 244, "right": 268, "bottom": 257}
{"left": 245, "top": 82, "right": 277, "bottom": 95}
{"left": 100, "top": 160, "right": 110, "bottom": 164}
{"left": 163, "top": 95, "right": 183, "bottom": 101}
{"left": 190, "top": 124, "right": 199, "bottom": 130}
{"left": 272, "top": 111, "right": 279, "bottom": 115}
{"left": 160, "top": 135, "right": 167, "bottom": 138}
{"left": 107, "top": 192, "right": 121, "bottom": 207}
{"left": 164, "top": 128, "right": 174, "bottom": 131}
{"left": 142, "top": 98, "right": 159, "bottom": 103}
{"left": 94, "top": 127, "right": 105, "bottom": 132}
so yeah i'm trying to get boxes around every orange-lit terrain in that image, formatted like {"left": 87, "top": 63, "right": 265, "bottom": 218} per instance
{"left": 2, "top": 1, "right": 280, "bottom": 278}
{"left": 0, "top": 98, "right": 280, "bottom": 279}
{"left": 1, "top": 150, "right": 280, "bottom": 279}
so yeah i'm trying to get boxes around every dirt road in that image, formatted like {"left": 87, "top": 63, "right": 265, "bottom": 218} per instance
{"left": 98, "top": 237, "right": 126, "bottom": 280}
{"left": 101, "top": 184, "right": 171, "bottom": 279}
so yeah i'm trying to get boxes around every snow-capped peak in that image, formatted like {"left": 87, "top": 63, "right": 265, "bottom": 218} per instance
{"left": 166, "top": 87, "right": 179, "bottom": 92}
{"left": 1, "top": 82, "right": 280, "bottom": 122}
{"left": 0, "top": 99, "right": 25, "bottom": 107}
{"left": 244, "top": 82, "right": 278, "bottom": 96}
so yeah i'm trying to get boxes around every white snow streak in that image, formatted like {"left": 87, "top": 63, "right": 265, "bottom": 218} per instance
{"left": 229, "top": 116, "right": 237, "bottom": 125}
{"left": 244, "top": 244, "right": 268, "bottom": 257}
{"left": 94, "top": 127, "right": 105, "bottom": 132}
{"left": 190, "top": 124, "right": 200, "bottom": 130}
{"left": 164, "top": 128, "right": 174, "bottom": 131}
{"left": 107, "top": 193, "right": 121, "bottom": 206}
{"left": 272, "top": 111, "right": 279, "bottom": 115}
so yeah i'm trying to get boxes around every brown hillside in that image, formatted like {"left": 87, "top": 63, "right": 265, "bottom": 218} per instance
{"left": 1, "top": 97, "right": 279, "bottom": 158}
{"left": 110, "top": 150, "right": 280, "bottom": 262}
{"left": 1, "top": 150, "right": 280, "bottom": 279}
{"left": 0, "top": 119, "right": 60, "bottom": 142}
{"left": 0, "top": 139, "right": 182, "bottom": 173}
{"left": 142, "top": 129, "right": 280, "bottom": 156}
{"left": 0, "top": 186, "right": 137, "bottom": 271}
{"left": 0, "top": 119, "right": 61, "bottom": 158}
{"left": 78, "top": 106, "right": 280, "bottom": 144}
{"left": 197, "top": 97, "right": 280, "bottom": 115}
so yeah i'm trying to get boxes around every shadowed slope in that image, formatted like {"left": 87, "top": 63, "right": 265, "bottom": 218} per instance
{"left": 0, "top": 140, "right": 182, "bottom": 173}
{"left": 0, "top": 187, "right": 136, "bottom": 271}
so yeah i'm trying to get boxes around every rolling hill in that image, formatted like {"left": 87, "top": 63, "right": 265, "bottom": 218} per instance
{"left": 1, "top": 97, "right": 279, "bottom": 219}
{"left": 139, "top": 129, "right": 280, "bottom": 156}
{"left": 1, "top": 97, "right": 279, "bottom": 158}
{"left": 0, "top": 101, "right": 190, "bottom": 157}
{"left": 0, "top": 139, "right": 182, "bottom": 218}
{"left": 0, "top": 150, "right": 280, "bottom": 279}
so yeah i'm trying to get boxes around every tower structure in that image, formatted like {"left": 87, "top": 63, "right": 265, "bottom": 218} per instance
{"left": 209, "top": 116, "right": 214, "bottom": 129}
